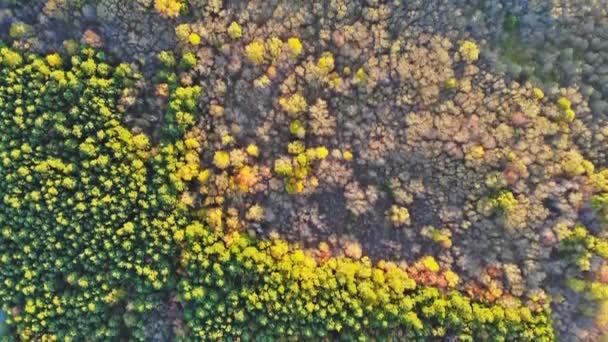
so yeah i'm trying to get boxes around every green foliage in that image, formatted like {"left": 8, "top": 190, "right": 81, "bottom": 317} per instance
{"left": 558, "top": 224, "right": 608, "bottom": 271}
{"left": 556, "top": 97, "right": 576, "bottom": 122}
{"left": 0, "top": 45, "right": 187, "bottom": 340}
{"left": 566, "top": 277, "right": 608, "bottom": 303}
{"left": 163, "top": 85, "right": 202, "bottom": 140}
{"left": 176, "top": 229, "right": 554, "bottom": 341}
{"left": 179, "top": 52, "right": 197, "bottom": 70}
{"left": 9, "top": 21, "right": 32, "bottom": 39}
{"left": 488, "top": 190, "right": 518, "bottom": 214}
{"left": 444, "top": 77, "right": 458, "bottom": 90}
{"left": 503, "top": 14, "right": 519, "bottom": 33}
{"left": 274, "top": 145, "right": 328, "bottom": 194}
{"left": 289, "top": 119, "right": 305, "bottom": 138}
{"left": 592, "top": 192, "right": 608, "bottom": 223}
{"left": 158, "top": 50, "right": 176, "bottom": 67}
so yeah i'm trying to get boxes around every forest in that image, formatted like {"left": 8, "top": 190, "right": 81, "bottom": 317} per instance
{"left": 0, "top": 0, "right": 607, "bottom": 341}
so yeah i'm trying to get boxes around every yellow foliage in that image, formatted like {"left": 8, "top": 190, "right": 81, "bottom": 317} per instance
{"left": 444, "top": 78, "right": 458, "bottom": 89}
{"left": 175, "top": 24, "right": 191, "bottom": 42}
{"left": 286, "top": 179, "right": 305, "bottom": 194}
{"left": 221, "top": 134, "right": 235, "bottom": 146}
{"left": 459, "top": 40, "right": 480, "bottom": 63}
{"left": 296, "top": 153, "right": 308, "bottom": 168}
{"left": 279, "top": 94, "right": 307, "bottom": 116}
{"left": 207, "top": 208, "right": 223, "bottom": 231}
{"left": 184, "top": 137, "right": 200, "bottom": 149}
{"left": 597, "top": 300, "right": 608, "bottom": 328}
{"left": 253, "top": 75, "right": 271, "bottom": 88}
{"left": 288, "top": 141, "right": 306, "bottom": 155}
{"left": 420, "top": 256, "right": 440, "bottom": 272}
{"left": 557, "top": 97, "right": 572, "bottom": 111}
{"left": 317, "top": 52, "right": 335, "bottom": 75}
{"left": 245, "top": 41, "right": 265, "bottom": 65}
{"left": 270, "top": 240, "right": 289, "bottom": 259}
{"left": 562, "top": 150, "right": 589, "bottom": 176}
{"left": 314, "top": 146, "right": 329, "bottom": 160}
{"left": 444, "top": 271, "right": 460, "bottom": 287}
{"left": 266, "top": 37, "right": 283, "bottom": 59}
{"left": 287, "top": 37, "right": 303, "bottom": 57}
{"left": 1, "top": 47, "right": 23, "bottom": 68}
{"left": 387, "top": 205, "right": 410, "bottom": 227}
{"left": 591, "top": 169, "right": 608, "bottom": 192}
{"left": 227, "top": 22, "right": 242, "bottom": 39}
{"left": 532, "top": 87, "right": 544, "bottom": 100}
{"left": 197, "top": 169, "right": 211, "bottom": 183}
{"left": 189, "top": 33, "right": 201, "bottom": 46}
{"left": 246, "top": 144, "right": 259, "bottom": 157}
{"left": 46, "top": 53, "right": 62, "bottom": 68}
{"left": 213, "top": 151, "right": 231, "bottom": 169}
{"left": 466, "top": 145, "right": 485, "bottom": 160}
{"left": 563, "top": 109, "right": 576, "bottom": 122}
{"left": 289, "top": 120, "right": 305, "bottom": 138}
{"left": 154, "top": 0, "right": 182, "bottom": 18}
{"left": 132, "top": 133, "right": 150, "bottom": 150}
{"left": 246, "top": 204, "right": 264, "bottom": 222}
{"left": 177, "top": 164, "right": 199, "bottom": 181}
{"left": 185, "top": 221, "right": 206, "bottom": 238}
{"left": 274, "top": 157, "right": 293, "bottom": 176}
{"left": 354, "top": 68, "right": 367, "bottom": 84}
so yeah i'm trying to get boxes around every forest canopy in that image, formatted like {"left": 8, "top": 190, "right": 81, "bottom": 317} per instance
{"left": 0, "top": 44, "right": 554, "bottom": 341}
